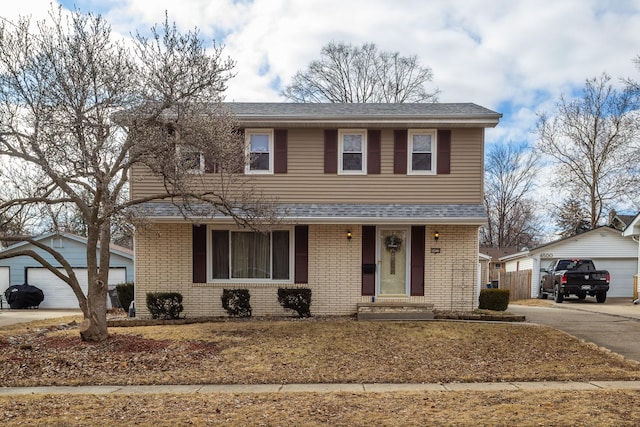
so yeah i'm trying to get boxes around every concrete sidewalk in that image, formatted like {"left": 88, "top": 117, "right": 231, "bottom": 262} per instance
{"left": 1, "top": 381, "right": 640, "bottom": 395}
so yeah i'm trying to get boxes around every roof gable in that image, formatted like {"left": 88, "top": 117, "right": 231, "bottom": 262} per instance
{"left": 529, "top": 226, "right": 636, "bottom": 258}
{"left": 0, "top": 232, "right": 133, "bottom": 260}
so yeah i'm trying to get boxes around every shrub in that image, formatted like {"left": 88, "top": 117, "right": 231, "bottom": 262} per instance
{"left": 146, "top": 292, "right": 184, "bottom": 319}
{"left": 221, "top": 289, "right": 252, "bottom": 317}
{"left": 116, "top": 282, "right": 134, "bottom": 311}
{"left": 277, "top": 288, "right": 312, "bottom": 317}
{"left": 478, "top": 289, "right": 510, "bottom": 311}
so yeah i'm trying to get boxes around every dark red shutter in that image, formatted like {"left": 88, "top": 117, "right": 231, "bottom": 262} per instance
{"left": 367, "top": 130, "right": 381, "bottom": 174}
{"left": 192, "top": 225, "right": 207, "bottom": 283}
{"left": 362, "top": 226, "right": 376, "bottom": 296}
{"left": 394, "top": 130, "right": 407, "bottom": 174}
{"left": 437, "top": 129, "right": 451, "bottom": 174}
{"left": 324, "top": 130, "right": 338, "bottom": 174}
{"left": 294, "top": 225, "right": 309, "bottom": 284}
{"left": 274, "top": 129, "right": 288, "bottom": 174}
{"left": 410, "top": 226, "right": 425, "bottom": 296}
{"left": 204, "top": 159, "right": 218, "bottom": 173}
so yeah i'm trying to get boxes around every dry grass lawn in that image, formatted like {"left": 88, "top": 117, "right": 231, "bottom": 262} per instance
{"left": 2, "top": 390, "right": 640, "bottom": 426}
{"left": 2, "top": 314, "right": 640, "bottom": 425}
{"left": 2, "top": 317, "right": 640, "bottom": 386}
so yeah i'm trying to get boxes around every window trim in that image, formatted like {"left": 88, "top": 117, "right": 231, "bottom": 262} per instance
{"left": 245, "top": 128, "right": 274, "bottom": 175}
{"left": 207, "top": 225, "right": 294, "bottom": 284}
{"left": 338, "top": 129, "right": 367, "bottom": 175}
{"left": 407, "top": 129, "right": 437, "bottom": 175}
{"left": 176, "top": 144, "right": 205, "bottom": 174}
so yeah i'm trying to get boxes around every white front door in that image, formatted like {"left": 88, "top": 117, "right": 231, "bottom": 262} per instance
{"left": 378, "top": 228, "right": 409, "bottom": 296}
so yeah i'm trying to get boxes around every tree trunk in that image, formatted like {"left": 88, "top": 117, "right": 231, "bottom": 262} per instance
{"left": 79, "top": 224, "right": 111, "bottom": 342}
{"left": 79, "top": 291, "right": 109, "bottom": 342}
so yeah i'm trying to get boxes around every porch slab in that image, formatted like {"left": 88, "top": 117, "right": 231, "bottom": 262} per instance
{"left": 357, "top": 301, "right": 435, "bottom": 321}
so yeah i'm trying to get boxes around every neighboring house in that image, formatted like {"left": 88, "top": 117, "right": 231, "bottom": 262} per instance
{"left": 500, "top": 227, "right": 638, "bottom": 298}
{"left": 478, "top": 252, "right": 491, "bottom": 289}
{"left": 608, "top": 210, "right": 636, "bottom": 232}
{"left": 0, "top": 232, "right": 134, "bottom": 309}
{"left": 480, "top": 247, "right": 519, "bottom": 283}
{"left": 621, "top": 213, "right": 640, "bottom": 299}
{"left": 133, "top": 102, "right": 501, "bottom": 317}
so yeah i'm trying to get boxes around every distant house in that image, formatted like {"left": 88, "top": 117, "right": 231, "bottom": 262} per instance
{"left": 0, "top": 232, "right": 134, "bottom": 309}
{"left": 480, "top": 247, "right": 519, "bottom": 284}
{"left": 621, "top": 213, "right": 640, "bottom": 299}
{"left": 608, "top": 210, "right": 636, "bottom": 232}
{"left": 132, "top": 102, "right": 502, "bottom": 317}
{"left": 500, "top": 227, "right": 638, "bottom": 298}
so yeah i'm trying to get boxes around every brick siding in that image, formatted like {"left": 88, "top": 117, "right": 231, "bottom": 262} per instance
{"left": 134, "top": 223, "right": 479, "bottom": 318}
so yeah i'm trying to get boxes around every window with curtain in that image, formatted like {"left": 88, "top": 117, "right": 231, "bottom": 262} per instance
{"left": 210, "top": 229, "right": 290, "bottom": 281}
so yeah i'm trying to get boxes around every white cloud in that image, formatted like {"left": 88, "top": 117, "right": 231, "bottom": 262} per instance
{"left": 3, "top": 0, "right": 640, "bottom": 155}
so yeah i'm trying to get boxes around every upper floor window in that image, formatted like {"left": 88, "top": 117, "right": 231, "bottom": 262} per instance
{"left": 245, "top": 129, "right": 273, "bottom": 174}
{"left": 176, "top": 145, "right": 204, "bottom": 174}
{"left": 408, "top": 130, "right": 436, "bottom": 174}
{"left": 339, "top": 129, "right": 367, "bottom": 174}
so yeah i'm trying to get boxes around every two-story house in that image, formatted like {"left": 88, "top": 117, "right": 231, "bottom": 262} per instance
{"left": 132, "top": 103, "right": 501, "bottom": 317}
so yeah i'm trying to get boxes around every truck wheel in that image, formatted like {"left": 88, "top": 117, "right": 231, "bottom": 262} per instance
{"left": 538, "top": 285, "right": 548, "bottom": 300}
{"left": 576, "top": 291, "right": 587, "bottom": 300}
{"left": 596, "top": 292, "right": 607, "bottom": 303}
{"left": 554, "top": 284, "right": 563, "bottom": 303}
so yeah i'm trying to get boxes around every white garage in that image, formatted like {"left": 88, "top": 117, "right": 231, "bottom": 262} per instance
{"left": 589, "top": 259, "right": 638, "bottom": 298}
{"left": 27, "top": 267, "right": 127, "bottom": 309}
{"left": 501, "top": 227, "right": 639, "bottom": 299}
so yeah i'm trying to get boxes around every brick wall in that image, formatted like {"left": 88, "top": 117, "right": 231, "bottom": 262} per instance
{"left": 134, "top": 223, "right": 479, "bottom": 318}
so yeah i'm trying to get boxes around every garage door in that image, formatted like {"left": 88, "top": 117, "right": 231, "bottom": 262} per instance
{"left": 27, "top": 268, "right": 127, "bottom": 309}
{"left": 591, "top": 259, "right": 638, "bottom": 298}
{"left": 0, "top": 267, "right": 8, "bottom": 292}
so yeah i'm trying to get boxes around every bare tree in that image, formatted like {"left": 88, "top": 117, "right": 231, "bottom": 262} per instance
{"left": 0, "top": 9, "right": 275, "bottom": 341}
{"left": 537, "top": 73, "right": 640, "bottom": 229}
{"left": 282, "top": 42, "right": 439, "bottom": 103}
{"left": 481, "top": 142, "right": 541, "bottom": 249}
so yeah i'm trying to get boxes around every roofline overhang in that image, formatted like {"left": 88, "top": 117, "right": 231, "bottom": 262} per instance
{"left": 144, "top": 215, "right": 487, "bottom": 226}
{"left": 237, "top": 118, "right": 501, "bottom": 129}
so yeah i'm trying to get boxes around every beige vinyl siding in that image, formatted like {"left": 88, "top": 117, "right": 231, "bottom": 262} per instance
{"left": 130, "top": 128, "right": 484, "bottom": 204}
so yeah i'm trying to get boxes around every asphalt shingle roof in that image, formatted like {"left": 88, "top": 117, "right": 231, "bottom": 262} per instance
{"left": 225, "top": 102, "right": 501, "bottom": 121}
{"left": 138, "top": 202, "right": 487, "bottom": 225}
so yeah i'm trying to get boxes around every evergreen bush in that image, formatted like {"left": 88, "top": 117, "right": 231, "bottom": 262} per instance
{"left": 478, "top": 289, "right": 510, "bottom": 311}
{"left": 277, "top": 288, "right": 312, "bottom": 317}
{"left": 221, "top": 289, "right": 252, "bottom": 317}
{"left": 146, "top": 292, "right": 184, "bottom": 319}
{"left": 116, "top": 282, "right": 134, "bottom": 311}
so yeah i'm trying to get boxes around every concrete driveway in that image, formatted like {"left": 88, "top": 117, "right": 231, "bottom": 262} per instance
{"left": 510, "top": 297, "right": 640, "bottom": 362}
{"left": 0, "top": 309, "right": 82, "bottom": 327}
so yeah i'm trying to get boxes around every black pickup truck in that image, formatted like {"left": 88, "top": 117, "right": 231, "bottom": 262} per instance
{"left": 539, "top": 259, "right": 610, "bottom": 303}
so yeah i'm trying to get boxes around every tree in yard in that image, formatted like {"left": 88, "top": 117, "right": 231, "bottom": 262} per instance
{"left": 282, "top": 42, "right": 439, "bottom": 103}
{"left": 553, "top": 198, "right": 591, "bottom": 238}
{"left": 0, "top": 9, "right": 274, "bottom": 341}
{"left": 536, "top": 73, "right": 640, "bottom": 229}
{"left": 481, "top": 141, "right": 541, "bottom": 249}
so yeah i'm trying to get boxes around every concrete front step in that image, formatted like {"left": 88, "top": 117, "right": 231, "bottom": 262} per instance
{"left": 357, "top": 302, "right": 435, "bottom": 321}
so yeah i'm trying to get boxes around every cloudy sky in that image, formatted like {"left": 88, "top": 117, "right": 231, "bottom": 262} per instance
{"left": 5, "top": 1, "right": 639, "bottom": 144}
{"left": 3, "top": 0, "right": 640, "bottom": 215}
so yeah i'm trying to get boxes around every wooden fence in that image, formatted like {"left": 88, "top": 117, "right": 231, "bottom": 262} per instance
{"left": 498, "top": 270, "right": 532, "bottom": 301}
